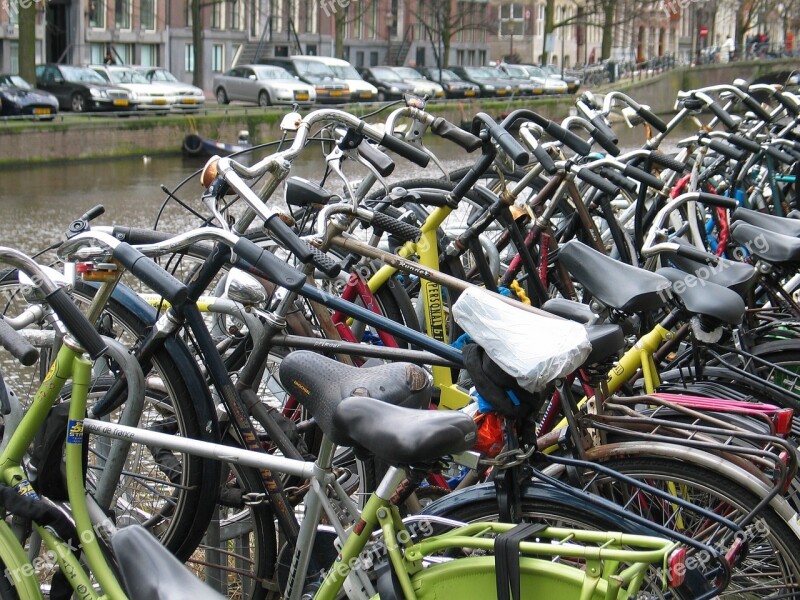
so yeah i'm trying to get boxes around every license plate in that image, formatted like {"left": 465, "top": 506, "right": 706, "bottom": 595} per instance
{"left": 465, "top": 90, "right": 476, "bottom": 97}
{"left": 296, "top": 93, "right": 309, "bottom": 101}
{"left": 330, "top": 90, "right": 345, "bottom": 96}
{"left": 497, "top": 90, "right": 507, "bottom": 95}
{"left": 113, "top": 99, "right": 129, "bottom": 106}
{"left": 181, "top": 98, "right": 197, "bottom": 104}
{"left": 33, "top": 108, "right": 51, "bottom": 115}
{"left": 153, "top": 98, "right": 167, "bottom": 105}
{"left": 359, "top": 92, "right": 373, "bottom": 98}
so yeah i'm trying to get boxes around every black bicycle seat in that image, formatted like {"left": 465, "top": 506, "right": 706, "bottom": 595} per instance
{"left": 112, "top": 525, "right": 226, "bottom": 600}
{"left": 731, "top": 221, "right": 800, "bottom": 264}
{"left": 663, "top": 239, "right": 757, "bottom": 297}
{"left": 279, "top": 350, "right": 431, "bottom": 412}
{"left": 657, "top": 267, "right": 745, "bottom": 325}
{"left": 331, "top": 396, "right": 476, "bottom": 464}
{"left": 583, "top": 324, "right": 625, "bottom": 365}
{"left": 557, "top": 240, "right": 670, "bottom": 314}
{"left": 733, "top": 207, "right": 800, "bottom": 237}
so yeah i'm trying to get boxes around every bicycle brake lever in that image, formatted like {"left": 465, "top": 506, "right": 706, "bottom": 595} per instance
{"left": 325, "top": 145, "right": 358, "bottom": 209}
{"left": 344, "top": 147, "right": 390, "bottom": 196}
{"left": 202, "top": 191, "right": 232, "bottom": 233}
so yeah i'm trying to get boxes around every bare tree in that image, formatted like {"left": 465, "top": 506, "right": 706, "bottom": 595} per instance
{"left": 16, "top": 0, "right": 36, "bottom": 82}
{"left": 413, "top": 0, "right": 493, "bottom": 68}
{"left": 541, "top": 0, "right": 593, "bottom": 64}
{"left": 329, "top": 0, "right": 377, "bottom": 58}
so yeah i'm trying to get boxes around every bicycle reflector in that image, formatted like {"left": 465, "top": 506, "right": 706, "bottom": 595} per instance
{"left": 775, "top": 408, "right": 794, "bottom": 438}
{"left": 668, "top": 547, "right": 687, "bottom": 587}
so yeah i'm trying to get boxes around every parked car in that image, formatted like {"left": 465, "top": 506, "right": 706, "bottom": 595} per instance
{"left": 493, "top": 64, "right": 541, "bottom": 95}
{"left": 213, "top": 65, "right": 316, "bottom": 106}
{"left": 297, "top": 56, "right": 377, "bottom": 102}
{"left": 419, "top": 67, "right": 480, "bottom": 99}
{"left": 90, "top": 65, "right": 175, "bottom": 111}
{"left": 388, "top": 67, "right": 445, "bottom": 98}
{"left": 540, "top": 64, "right": 580, "bottom": 93}
{"left": 357, "top": 66, "right": 416, "bottom": 101}
{"left": 0, "top": 74, "right": 58, "bottom": 119}
{"left": 447, "top": 66, "right": 513, "bottom": 97}
{"left": 521, "top": 65, "right": 568, "bottom": 94}
{"left": 35, "top": 64, "right": 133, "bottom": 113}
{"left": 131, "top": 66, "right": 206, "bottom": 108}
{"left": 258, "top": 57, "right": 349, "bottom": 103}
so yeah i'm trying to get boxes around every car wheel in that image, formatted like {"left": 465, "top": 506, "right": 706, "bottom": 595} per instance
{"left": 71, "top": 93, "right": 87, "bottom": 113}
{"left": 258, "top": 91, "right": 271, "bottom": 107}
{"left": 377, "top": 90, "right": 386, "bottom": 102}
{"left": 216, "top": 88, "right": 229, "bottom": 105}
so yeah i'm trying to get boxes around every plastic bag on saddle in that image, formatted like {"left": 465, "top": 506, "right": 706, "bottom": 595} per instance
{"left": 452, "top": 287, "right": 592, "bottom": 393}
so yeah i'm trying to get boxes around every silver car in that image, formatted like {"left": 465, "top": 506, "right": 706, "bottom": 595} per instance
{"left": 90, "top": 65, "right": 176, "bottom": 110}
{"left": 132, "top": 66, "right": 206, "bottom": 109}
{"left": 213, "top": 65, "right": 316, "bottom": 107}
{"left": 522, "top": 65, "right": 568, "bottom": 94}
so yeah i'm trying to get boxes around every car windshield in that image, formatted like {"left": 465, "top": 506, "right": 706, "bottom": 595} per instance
{"left": 371, "top": 68, "right": 403, "bottom": 81}
{"left": 295, "top": 60, "right": 335, "bottom": 78}
{"left": 464, "top": 67, "right": 494, "bottom": 79}
{"left": 255, "top": 66, "right": 293, "bottom": 80}
{"left": 149, "top": 69, "right": 178, "bottom": 82}
{"left": 60, "top": 66, "right": 107, "bottom": 83}
{"left": 0, "top": 75, "right": 31, "bottom": 89}
{"left": 330, "top": 65, "right": 361, "bottom": 80}
{"left": 107, "top": 69, "right": 150, "bottom": 84}
{"left": 524, "top": 66, "right": 545, "bottom": 78}
{"left": 393, "top": 67, "right": 423, "bottom": 80}
{"left": 504, "top": 66, "right": 528, "bottom": 78}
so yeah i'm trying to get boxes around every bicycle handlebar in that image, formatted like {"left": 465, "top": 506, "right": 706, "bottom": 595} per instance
{"left": 0, "top": 317, "right": 38, "bottom": 366}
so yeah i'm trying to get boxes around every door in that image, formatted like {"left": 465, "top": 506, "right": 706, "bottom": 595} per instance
{"left": 46, "top": 0, "right": 70, "bottom": 63}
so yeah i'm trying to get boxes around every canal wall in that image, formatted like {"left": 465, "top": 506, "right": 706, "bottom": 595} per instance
{"left": 0, "top": 58, "right": 796, "bottom": 167}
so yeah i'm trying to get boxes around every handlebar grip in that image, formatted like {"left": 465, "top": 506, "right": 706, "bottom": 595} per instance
{"left": 357, "top": 142, "right": 395, "bottom": 177}
{"left": 727, "top": 134, "right": 762, "bottom": 154}
{"left": 531, "top": 145, "right": 557, "bottom": 174}
{"left": 111, "top": 242, "right": 189, "bottom": 306}
{"left": 80, "top": 205, "right": 106, "bottom": 222}
{"left": 741, "top": 95, "right": 773, "bottom": 123}
{"left": 765, "top": 144, "right": 796, "bottom": 165}
{"left": 308, "top": 246, "right": 342, "bottom": 278}
{"left": 589, "top": 115, "right": 619, "bottom": 145}
{"left": 577, "top": 169, "right": 620, "bottom": 196}
{"left": 379, "top": 133, "right": 430, "bottom": 167}
{"left": 487, "top": 123, "right": 529, "bottom": 165}
{"left": 111, "top": 226, "right": 174, "bottom": 245}
{"left": 707, "top": 139, "right": 746, "bottom": 161}
{"left": 623, "top": 164, "right": 665, "bottom": 191}
{"left": 775, "top": 90, "right": 800, "bottom": 116}
{"left": 675, "top": 244, "right": 721, "bottom": 265}
{"left": 650, "top": 152, "right": 687, "bottom": 172}
{"left": 698, "top": 192, "right": 739, "bottom": 209}
{"left": 232, "top": 237, "right": 308, "bottom": 289}
{"left": 707, "top": 101, "right": 738, "bottom": 130}
{"left": 45, "top": 288, "right": 107, "bottom": 360}
{"left": 590, "top": 125, "right": 621, "bottom": 157}
{"left": 431, "top": 117, "right": 482, "bottom": 152}
{"left": 264, "top": 214, "right": 314, "bottom": 262}
{"left": 369, "top": 211, "right": 423, "bottom": 243}
{"left": 0, "top": 318, "right": 38, "bottom": 366}
{"left": 598, "top": 167, "right": 637, "bottom": 193}
{"left": 636, "top": 106, "right": 668, "bottom": 133}
{"left": 543, "top": 121, "right": 593, "bottom": 156}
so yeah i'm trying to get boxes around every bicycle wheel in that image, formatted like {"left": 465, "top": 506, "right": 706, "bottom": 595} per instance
{"left": 594, "top": 457, "right": 800, "bottom": 597}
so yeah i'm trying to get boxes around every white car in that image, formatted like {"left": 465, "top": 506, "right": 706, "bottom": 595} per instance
{"left": 391, "top": 67, "right": 445, "bottom": 99}
{"left": 90, "top": 65, "right": 175, "bottom": 110}
{"left": 133, "top": 66, "right": 206, "bottom": 109}
{"left": 298, "top": 56, "right": 378, "bottom": 102}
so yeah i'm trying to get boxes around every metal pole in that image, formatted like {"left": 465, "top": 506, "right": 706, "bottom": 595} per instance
{"left": 561, "top": 30, "right": 564, "bottom": 76}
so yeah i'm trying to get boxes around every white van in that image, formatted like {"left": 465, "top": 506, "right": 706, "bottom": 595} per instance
{"left": 299, "top": 56, "right": 378, "bottom": 102}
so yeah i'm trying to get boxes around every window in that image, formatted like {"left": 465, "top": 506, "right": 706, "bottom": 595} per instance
{"left": 355, "top": 50, "right": 364, "bottom": 66}
{"left": 10, "top": 42, "right": 18, "bottom": 74}
{"left": 270, "top": 0, "right": 282, "bottom": 33}
{"left": 499, "top": 3, "right": 524, "bottom": 36}
{"left": 294, "top": 0, "right": 316, "bottom": 33}
{"left": 141, "top": 0, "right": 155, "bottom": 30}
{"left": 115, "top": 0, "right": 131, "bottom": 29}
{"left": 113, "top": 43, "right": 132, "bottom": 63}
{"left": 250, "top": 0, "right": 259, "bottom": 36}
{"left": 354, "top": 8, "right": 363, "bottom": 38}
{"left": 186, "top": 0, "right": 193, "bottom": 27}
{"left": 369, "top": 0, "right": 378, "bottom": 38}
{"left": 536, "top": 3, "right": 544, "bottom": 36}
{"left": 140, "top": 44, "right": 158, "bottom": 65}
{"left": 478, "top": 49, "right": 486, "bottom": 64}
{"left": 184, "top": 43, "right": 194, "bottom": 73}
{"left": 89, "top": 0, "right": 105, "bottom": 28}
{"left": 212, "top": 43, "right": 224, "bottom": 72}
{"left": 416, "top": 46, "right": 426, "bottom": 66}
{"left": 305, "top": 44, "right": 317, "bottom": 55}
{"left": 90, "top": 43, "right": 105, "bottom": 64}
{"left": 231, "top": 0, "right": 244, "bottom": 30}
{"left": 211, "top": 0, "right": 224, "bottom": 29}
{"left": 456, "top": 49, "right": 464, "bottom": 64}
{"left": 369, "top": 51, "right": 378, "bottom": 65}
